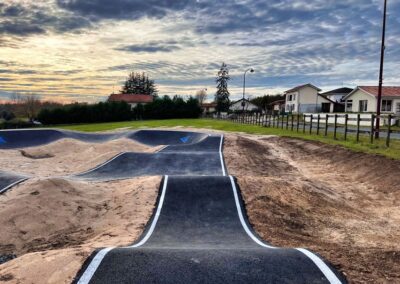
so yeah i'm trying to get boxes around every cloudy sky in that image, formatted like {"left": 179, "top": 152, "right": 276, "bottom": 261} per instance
{"left": 0, "top": 0, "right": 399, "bottom": 103}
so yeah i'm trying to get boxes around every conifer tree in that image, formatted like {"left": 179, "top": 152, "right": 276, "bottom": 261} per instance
{"left": 214, "top": 63, "right": 230, "bottom": 114}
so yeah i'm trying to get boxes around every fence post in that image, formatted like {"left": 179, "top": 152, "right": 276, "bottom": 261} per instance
{"left": 296, "top": 113, "right": 300, "bottom": 132}
{"left": 303, "top": 114, "right": 306, "bottom": 133}
{"left": 309, "top": 114, "right": 313, "bottom": 134}
{"left": 334, "top": 114, "right": 338, "bottom": 140}
{"left": 281, "top": 114, "right": 284, "bottom": 129}
{"left": 356, "top": 114, "right": 360, "bottom": 142}
{"left": 370, "top": 114, "right": 374, "bottom": 144}
{"left": 325, "top": 114, "right": 329, "bottom": 136}
{"left": 386, "top": 114, "right": 392, "bottom": 147}
{"left": 344, "top": 114, "right": 348, "bottom": 141}
{"left": 317, "top": 114, "right": 320, "bottom": 135}
{"left": 291, "top": 114, "right": 294, "bottom": 131}
{"left": 286, "top": 114, "right": 289, "bottom": 129}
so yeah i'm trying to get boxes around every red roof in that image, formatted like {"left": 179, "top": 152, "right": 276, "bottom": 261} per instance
{"left": 359, "top": 86, "right": 400, "bottom": 97}
{"left": 108, "top": 93, "right": 154, "bottom": 103}
{"left": 201, "top": 102, "right": 217, "bottom": 107}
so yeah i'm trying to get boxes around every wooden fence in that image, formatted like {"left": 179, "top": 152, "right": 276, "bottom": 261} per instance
{"left": 216, "top": 113, "right": 400, "bottom": 147}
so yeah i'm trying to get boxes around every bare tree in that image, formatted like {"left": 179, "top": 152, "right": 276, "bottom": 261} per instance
{"left": 9, "top": 92, "right": 22, "bottom": 104}
{"left": 195, "top": 89, "right": 207, "bottom": 105}
{"left": 22, "top": 94, "right": 41, "bottom": 121}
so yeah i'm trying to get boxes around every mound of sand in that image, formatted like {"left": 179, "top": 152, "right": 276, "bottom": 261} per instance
{"left": 0, "top": 176, "right": 160, "bottom": 283}
{"left": 0, "top": 138, "right": 161, "bottom": 177}
{"left": 224, "top": 134, "right": 400, "bottom": 283}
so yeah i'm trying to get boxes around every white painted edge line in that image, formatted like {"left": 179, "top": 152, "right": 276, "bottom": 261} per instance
{"left": 77, "top": 247, "right": 114, "bottom": 284}
{"left": 76, "top": 176, "right": 169, "bottom": 284}
{"left": 229, "top": 176, "right": 275, "bottom": 249}
{"left": 219, "top": 135, "right": 226, "bottom": 176}
{"left": 229, "top": 176, "right": 342, "bottom": 284}
{"left": 76, "top": 152, "right": 127, "bottom": 176}
{"left": 129, "top": 175, "right": 168, "bottom": 247}
{"left": 296, "top": 248, "right": 342, "bottom": 284}
{"left": 0, "top": 178, "right": 28, "bottom": 194}
{"left": 156, "top": 145, "right": 168, "bottom": 152}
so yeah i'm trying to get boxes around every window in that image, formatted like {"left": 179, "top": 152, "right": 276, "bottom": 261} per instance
{"left": 381, "top": 100, "right": 392, "bottom": 112}
{"left": 396, "top": 103, "right": 400, "bottom": 114}
{"left": 359, "top": 100, "right": 368, "bottom": 112}
{"left": 346, "top": 100, "right": 353, "bottom": 111}
{"left": 293, "top": 94, "right": 296, "bottom": 101}
{"left": 288, "top": 94, "right": 293, "bottom": 101}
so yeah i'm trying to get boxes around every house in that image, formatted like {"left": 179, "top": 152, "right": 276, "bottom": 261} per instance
{"left": 201, "top": 102, "right": 217, "bottom": 113}
{"left": 321, "top": 87, "right": 353, "bottom": 103}
{"left": 269, "top": 99, "right": 285, "bottom": 113}
{"left": 320, "top": 87, "right": 353, "bottom": 112}
{"left": 343, "top": 86, "right": 400, "bottom": 114}
{"left": 230, "top": 98, "right": 260, "bottom": 112}
{"left": 107, "top": 93, "right": 153, "bottom": 109}
{"left": 284, "top": 84, "right": 334, "bottom": 113}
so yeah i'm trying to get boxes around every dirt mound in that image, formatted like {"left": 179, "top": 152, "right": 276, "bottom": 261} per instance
{"left": 0, "top": 138, "right": 160, "bottom": 177}
{"left": 224, "top": 134, "right": 400, "bottom": 283}
{"left": 0, "top": 176, "right": 160, "bottom": 283}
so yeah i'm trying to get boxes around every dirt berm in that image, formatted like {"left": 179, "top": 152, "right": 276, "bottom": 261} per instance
{"left": 224, "top": 134, "right": 400, "bottom": 284}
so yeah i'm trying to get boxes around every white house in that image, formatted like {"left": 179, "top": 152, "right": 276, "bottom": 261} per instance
{"left": 343, "top": 86, "right": 400, "bottom": 114}
{"left": 284, "top": 84, "right": 334, "bottom": 113}
{"left": 230, "top": 98, "right": 259, "bottom": 112}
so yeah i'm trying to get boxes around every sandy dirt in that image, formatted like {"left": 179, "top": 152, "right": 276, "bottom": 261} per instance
{"left": 224, "top": 134, "right": 400, "bottom": 283}
{"left": 0, "top": 176, "right": 161, "bottom": 283}
{"left": 0, "top": 138, "right": 160, "bottom": 177}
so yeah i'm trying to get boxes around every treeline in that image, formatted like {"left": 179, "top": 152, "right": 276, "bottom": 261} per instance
{"left": 134, "top": 96, "right": 201, "bottom": 119}
{"left": 37, "top": 96, "right": 202, "bottom": 125}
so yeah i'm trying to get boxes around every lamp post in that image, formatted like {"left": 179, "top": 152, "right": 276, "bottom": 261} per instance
{"left": 375, "top": 0, "right": 388, "bottom": 139}
{"left": 242, "top": 68, "right": 254, "bottom": 113}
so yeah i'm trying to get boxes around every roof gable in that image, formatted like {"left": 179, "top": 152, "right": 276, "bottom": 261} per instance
{"left": 285, "top": 83, "right": 321, "bottom": 94}
{"left": 108, "top": 93, "right": 154, "bottom": 103}
{"left": 344, "top": 86, "right": 400, "bottom": 100}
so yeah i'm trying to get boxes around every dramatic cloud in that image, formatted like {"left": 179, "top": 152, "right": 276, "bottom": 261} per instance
{"left": 0, "top": 0, "right": 399, "bottom": 102}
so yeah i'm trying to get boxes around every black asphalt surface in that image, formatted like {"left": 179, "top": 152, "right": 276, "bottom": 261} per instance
{"left": 0, "top": 170, "right": 28, "bottom": 194}
{"left": 74, "top": 130, "right": 345, "bottom": 284}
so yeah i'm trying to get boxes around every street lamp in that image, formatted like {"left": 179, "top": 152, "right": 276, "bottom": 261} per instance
{"left": 242, "top": 68, "right": 254, "bottom": 113}
{"left": 375, "top": 0, "right": 388, "bottom": 139}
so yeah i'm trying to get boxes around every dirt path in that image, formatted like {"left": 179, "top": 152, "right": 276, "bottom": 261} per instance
{"left": 224, "top": 134, "right": 400, "bottom": 283}
{"left": 0, "top": 176, "right": 160, "bottom": 283}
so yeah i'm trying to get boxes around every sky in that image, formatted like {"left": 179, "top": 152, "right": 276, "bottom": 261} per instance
{"left": 0, "top": 0, "right": 399, "bottom": 103}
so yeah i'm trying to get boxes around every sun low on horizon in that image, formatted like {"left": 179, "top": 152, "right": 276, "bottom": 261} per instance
{"left": 0, "top": 0, "right": 399, "bottom": 103}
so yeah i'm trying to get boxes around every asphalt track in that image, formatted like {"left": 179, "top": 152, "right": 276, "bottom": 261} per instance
{"left": 72, "top": 131, "right": 346, "bottom": 284}
{"left": 0, "top": 129, "right": 345, "bottom": 283}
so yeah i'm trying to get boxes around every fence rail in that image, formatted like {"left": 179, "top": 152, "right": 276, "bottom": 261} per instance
{"left": 215, "top": 113, "right": 400, "bottom": 147}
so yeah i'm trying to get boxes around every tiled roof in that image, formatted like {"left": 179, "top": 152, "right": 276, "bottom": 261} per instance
{"left": 359, "top": 86, "right": 400, "bottom": 97}
{"left": 108, "top": 93, "right": 154, "bottom": 103}
{"left": 321, "top": 87, "right": 353, "bottom": 95}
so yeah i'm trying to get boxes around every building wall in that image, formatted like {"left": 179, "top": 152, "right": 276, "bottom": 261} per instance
{"left": 345, "top": 89, "right": 377, "bottom": 112}
{"left": 285, "top": 86, "right": 332, "bottom": 113}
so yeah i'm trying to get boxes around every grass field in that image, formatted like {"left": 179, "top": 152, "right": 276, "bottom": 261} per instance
{"left": 55, "top": 118, "right": 400, "bottom": 160}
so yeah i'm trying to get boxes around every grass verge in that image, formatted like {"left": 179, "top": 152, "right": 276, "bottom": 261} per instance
{"left": 54, "top": 118, "right": 400, "bottom": 160}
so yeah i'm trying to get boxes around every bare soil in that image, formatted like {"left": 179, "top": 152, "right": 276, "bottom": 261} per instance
{"left": 0, "top": 176, "right": 160, "bottom": 283}
{"left": 0, "top": 138, "right": 160, "bottom": 177}
{"left": 224, "top": 134, "right": 400, "bottom": 283}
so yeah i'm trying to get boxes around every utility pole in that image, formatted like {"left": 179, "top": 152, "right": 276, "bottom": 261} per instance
{"left": 375, "top": 0, "right": 387, "bottom": 139}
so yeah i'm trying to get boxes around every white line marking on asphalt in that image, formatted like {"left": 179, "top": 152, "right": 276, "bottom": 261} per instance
{"left": 0, "top": 178, "right": 29, "bottom": 194}
{"left": 229, "top": 176, "right": 275, "bottom": 249}
{"left": 129, "top": 175, "right": 168, "bottom": 247}
{"left": 229, "top": 175, "right": 342, "bottom": 284}
{"left": 296, "top": 248, "right": 342, "bottom": 284}
{"left": 219, "top": 135, "right": 226, "bottom": 176}
{"left": 77, "top": 247, "right": 114, "bottom": 284}
{"left": 76, "top": 176, "right": 169, "bottom": 284}
{"left": 76, "top": 152, "right": 127, "bottom": 176}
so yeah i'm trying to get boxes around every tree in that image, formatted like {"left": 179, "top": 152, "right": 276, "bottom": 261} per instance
{"left": 22, "top": 94, "right": 41, "bottom": 121}
{"left": 195, "top": 89, "right": 207, "bottom": 105}
{"left": 214, "top": 62, "right": 230, "bottom": 114}
{"left": 251, "top": 94, "right": 285, "bottom": 113}
{"left": 121, "top": 72, "right": 157, "bottom": 96}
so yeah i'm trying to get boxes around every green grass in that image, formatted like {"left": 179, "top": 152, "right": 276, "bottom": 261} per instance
{"left": 54, "top": 119, "right": 400, "bottom": 160}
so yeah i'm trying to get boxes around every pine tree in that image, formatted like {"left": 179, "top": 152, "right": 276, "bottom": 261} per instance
{"left": 214, "top": 62, "right": 230, "bottom": 114}
{"left": 121, "top": 72, "right": 157, "bottom": 96}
